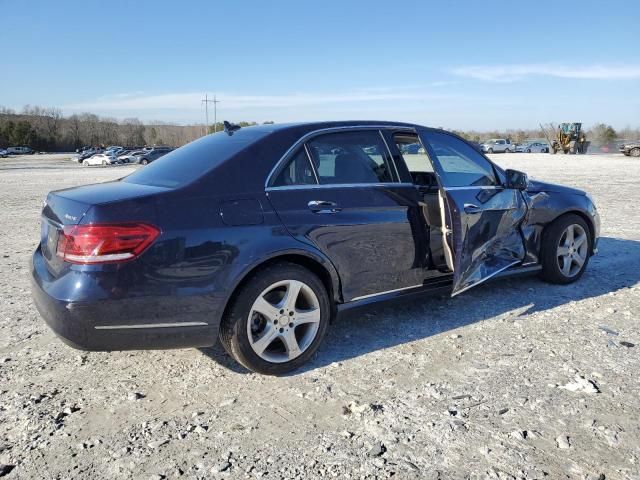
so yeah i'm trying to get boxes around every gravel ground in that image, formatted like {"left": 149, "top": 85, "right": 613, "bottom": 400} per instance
{"left": 0, "top": 152, "right": 638, "bottom": 480}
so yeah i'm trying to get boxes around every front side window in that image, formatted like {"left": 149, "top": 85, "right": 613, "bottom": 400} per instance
{"left": 425, "top": 131, "right": 497, "bottom": 187}
{"left": 272, "top": 148, "right": 316, "bottom": 187}
{"left": 306, "top": 131, "right": 395, "bottom": 185}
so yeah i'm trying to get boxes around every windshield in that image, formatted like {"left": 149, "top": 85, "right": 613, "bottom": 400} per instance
{"left": 123, "top": 128, "right": 272, "bottom": 188}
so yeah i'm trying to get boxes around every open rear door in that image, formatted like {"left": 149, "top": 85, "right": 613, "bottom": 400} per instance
{"left": 419, "top": 129, "right": 527, "bottom": 296}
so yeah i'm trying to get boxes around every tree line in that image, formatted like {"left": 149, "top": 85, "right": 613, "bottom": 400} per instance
{"left": 0, "top": 105, "right": 636, "bottom": 151}
{"left": 0, "top": 106, "right": 275, "bottom": 152}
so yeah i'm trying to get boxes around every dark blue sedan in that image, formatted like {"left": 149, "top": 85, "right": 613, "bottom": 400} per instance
{"left": 31, "top": 121, "right": 600, "bottom": 374}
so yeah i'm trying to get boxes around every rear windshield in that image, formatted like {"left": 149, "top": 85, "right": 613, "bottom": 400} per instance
{"left": 123, "top": 128, "right": 271, "bottom": 188}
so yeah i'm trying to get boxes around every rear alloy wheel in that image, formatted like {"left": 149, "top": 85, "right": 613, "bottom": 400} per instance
{"left": 541, "top": 214, "right": 590, "bottom": 284}
{"left": 631, "top": 148, "right": 640, "bottom": 158}
{"left": 219, "top": 262, "right": 330, "bottom": 375}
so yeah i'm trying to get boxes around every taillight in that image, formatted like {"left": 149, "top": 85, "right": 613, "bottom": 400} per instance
{"left": 56, "top": 223, "right": 160, "bottom": 264}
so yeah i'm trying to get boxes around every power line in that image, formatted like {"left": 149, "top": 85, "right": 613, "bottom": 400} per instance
{"left": 201, "top": 94, "right": 221, "bottom": 134}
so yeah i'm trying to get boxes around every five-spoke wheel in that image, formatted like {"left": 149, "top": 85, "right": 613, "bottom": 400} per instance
{"left": 247, "top": 280, "right": 321, "bottom": 363}
{"left": 541, "top": 214, "right": 591, "bottom": 284}
{"left": 219, "top": 262, "right": 330, "bottom": 375}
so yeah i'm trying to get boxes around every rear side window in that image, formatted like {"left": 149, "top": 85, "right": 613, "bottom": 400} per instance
{"left": 124, "top": 128, "right": 271, "bottom": 188}
{"left": 306, "top": 131, "right": 395, "bottom": 185}
{"left": 426, "top": 131, "right": 497, "bottom": 187}
{"left": 272, "top": 148, "right": 317, "bottom": 186}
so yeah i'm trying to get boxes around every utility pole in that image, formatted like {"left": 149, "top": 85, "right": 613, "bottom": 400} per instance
{"left": 202, "top": 94, "right": 221, "bottom": 134}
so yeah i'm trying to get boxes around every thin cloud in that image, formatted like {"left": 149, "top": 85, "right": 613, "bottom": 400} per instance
{"left": 64, "top": 88, "right": 454, "bottom": 112}
{"left": 451, "top": 64, "right": 640, "bottom": 82}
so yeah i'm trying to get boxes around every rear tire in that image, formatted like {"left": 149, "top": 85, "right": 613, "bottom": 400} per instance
{"left": 540, "top": 214, "right": 591, "bottom": 284}
{"left": 219, "top": 262, "right": 331, "bottom": 375}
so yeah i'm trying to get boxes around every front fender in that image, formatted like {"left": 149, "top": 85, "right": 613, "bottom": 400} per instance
{"left": 521, "top": 191, "right": 599, "bottom": 264}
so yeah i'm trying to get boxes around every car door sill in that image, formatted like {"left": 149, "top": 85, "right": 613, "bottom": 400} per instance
{"left": 337, "top": 264, "right": 542, "bottom": 313}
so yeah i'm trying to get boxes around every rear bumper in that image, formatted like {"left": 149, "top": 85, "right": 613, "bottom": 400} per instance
{"left": 30, "top": 247, "right": 218, "bottom": 351}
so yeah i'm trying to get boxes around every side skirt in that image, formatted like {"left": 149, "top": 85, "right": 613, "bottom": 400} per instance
{"left": 336, "top": 264, "right": 542, "bottom": 315}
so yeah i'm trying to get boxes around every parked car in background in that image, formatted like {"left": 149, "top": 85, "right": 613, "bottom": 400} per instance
{"left": 480, "top": 139, "right": 514, "bottom": 153}
{"left": 0, "top": 149, "right": 8, "bottom": 158}
{"left": 137, "top": 148, "right": 172, "bottom": 165}
{"left": 74, "top": 148, "right": 103, "bottom": 163}
{"left": 31, "top": 120, "right": 600, "bottom": 374}
{"left": 516, "top": 142, "right": 549, "bottom": 153}
{"left": 118, "top": 150, "right": 145, "bottom": 163}
{"left": 619, "top": 141, "right": 640, "bottom": 157}
{"left": 7, "top": 146, "right": 34, "bottom": 155}
{"left": 82, "top": 153, "right": 119, "bottom": 166}
{"left": 400, "top": 143, "right": 424, "bottom": 154}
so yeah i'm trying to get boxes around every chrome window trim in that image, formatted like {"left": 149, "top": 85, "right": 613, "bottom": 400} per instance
{"left": 264, "top": 125, "right": 411, "bottom": 189}
{"left": 266, "top": 182, "right": 415, "bottom": 192}
{"left": 378, "top": 130, "right": 401, "bottom": 182}
{"left": 303, "top": 143, "right": 320, "bottom": 184}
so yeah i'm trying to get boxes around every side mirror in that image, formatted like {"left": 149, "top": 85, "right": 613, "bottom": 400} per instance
{"left": 505, "top": 169, "right": 528, "bottom": 190}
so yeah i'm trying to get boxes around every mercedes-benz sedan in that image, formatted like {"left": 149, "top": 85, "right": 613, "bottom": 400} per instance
{"left": 31, "top": 121, "right": 600, "bottom": 374}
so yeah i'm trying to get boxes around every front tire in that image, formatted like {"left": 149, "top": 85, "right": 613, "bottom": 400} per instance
{"left": 219, "top": 262, "right": 331, "bottom": 375}
{"left": 540, "top": 214, "right": 591, "bottom": 284}
{"left": 631, "top": 148, "right": 640, "bottom": 158}
{"left": 488, "top": 148, "right": 494, "bottom": 154}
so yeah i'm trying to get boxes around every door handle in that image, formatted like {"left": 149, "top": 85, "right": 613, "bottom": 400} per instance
{"left": 308, "top": 200, "right": 341, "bottom": 213}
{"left": 464, "top": 203, "right": 482, "bottom": 214}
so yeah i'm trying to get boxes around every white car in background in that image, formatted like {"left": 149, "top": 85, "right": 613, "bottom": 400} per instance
{"left": 117, "top": 150, "right": 144, "bottom": 163}
{"left": 515, "top": 141, "right": 549, "bottom": 153}
{"left": 82, "top": 153, "right": 119, "bottom": 166}
{"left": 480, "top": 138, "right": 515, "bottom": 153}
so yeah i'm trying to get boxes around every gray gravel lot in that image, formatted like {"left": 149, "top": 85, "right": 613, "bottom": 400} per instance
{"left": 0, "top": 152, "right": 638, "bottom": 479}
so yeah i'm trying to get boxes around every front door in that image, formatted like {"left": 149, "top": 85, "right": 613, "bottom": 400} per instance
{"left": 267, "top": 129, "right": 429, "bottom": 301}
{"left": 418, "top": 129, "right": 528, "bottom": 295}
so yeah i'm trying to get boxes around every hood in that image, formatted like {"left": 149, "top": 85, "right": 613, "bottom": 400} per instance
{"left": 526, "top": 179, "right": 586, "bottom": 196}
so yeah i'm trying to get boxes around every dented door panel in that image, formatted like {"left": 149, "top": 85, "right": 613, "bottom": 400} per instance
{"left": 444, "top": 187, "right": 527, "bottom": 295}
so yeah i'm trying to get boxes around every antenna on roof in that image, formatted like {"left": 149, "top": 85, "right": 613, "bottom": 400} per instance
{"left": 223, "top": 121, "right": 241, "bottom": 136}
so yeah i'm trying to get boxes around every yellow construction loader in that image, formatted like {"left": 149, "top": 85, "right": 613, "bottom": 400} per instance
{"left": 540, "top": 123, "right": 590, "bottom": 154}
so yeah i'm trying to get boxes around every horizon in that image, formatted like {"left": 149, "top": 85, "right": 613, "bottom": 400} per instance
{"left": 1, "top": 0, "right": 639, "bottom": 130}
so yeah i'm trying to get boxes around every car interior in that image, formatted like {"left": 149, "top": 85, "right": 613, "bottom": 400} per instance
{"left": 392, "top": 132, "right": 452, "bottom": 272}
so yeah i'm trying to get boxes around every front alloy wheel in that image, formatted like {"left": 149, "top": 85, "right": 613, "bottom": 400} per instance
{"left": 541, "top": 214, "right": 591, "bottom": 284}
{"left": 219, "top": 262, "right": 330, "bottom": 375}
{"left": 631, "top": 148, "right": 640, "bottom": 157}
{"left": 556, "top": 223, "right": 588, "bottom": 278}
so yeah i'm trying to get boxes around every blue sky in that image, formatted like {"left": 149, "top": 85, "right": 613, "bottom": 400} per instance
{"left": 1, "top": 0, "right": 639, "bottom": 130}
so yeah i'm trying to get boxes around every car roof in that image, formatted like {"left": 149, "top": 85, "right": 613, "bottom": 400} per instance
{"left": 230, "top": 120, "right": 427, "bottom": 135}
